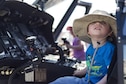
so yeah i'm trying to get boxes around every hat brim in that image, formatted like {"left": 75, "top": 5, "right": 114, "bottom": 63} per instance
{"left": 73, "top": 14, "right": 117, "bottom": 43}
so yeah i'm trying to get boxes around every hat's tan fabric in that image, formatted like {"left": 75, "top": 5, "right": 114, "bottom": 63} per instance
{"left": 73, "top": 10, "right": 117, "bottom": 43}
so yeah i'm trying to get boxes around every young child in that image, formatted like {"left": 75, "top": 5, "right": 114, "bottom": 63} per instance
{"left": 65, "top": 26, "right": 86, "bottom": 61}
{"left": 49, "top": 10, "right": 117, "bottom": 84}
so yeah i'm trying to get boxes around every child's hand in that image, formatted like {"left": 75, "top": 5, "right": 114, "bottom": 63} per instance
{"left": 73, "top": 69, "right": 85, "bottom": 77}
{"left": 65, "top": 44, "right": 71, "bottom": 48}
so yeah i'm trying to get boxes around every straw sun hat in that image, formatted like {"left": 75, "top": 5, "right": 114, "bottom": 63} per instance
{"left": 73, "top": 10, "right": 117, "bottom": 43}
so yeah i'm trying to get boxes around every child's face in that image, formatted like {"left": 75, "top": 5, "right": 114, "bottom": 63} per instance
{"left": 87, "top": 21, "right": 112, "bottom": 38}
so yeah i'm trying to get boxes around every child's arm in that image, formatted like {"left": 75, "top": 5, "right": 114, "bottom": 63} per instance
{"left": 96, "top": 74, "right": 107, "bottom": 84}
{"left": 73, "top": 67, "right": 87, "bottom": 77}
